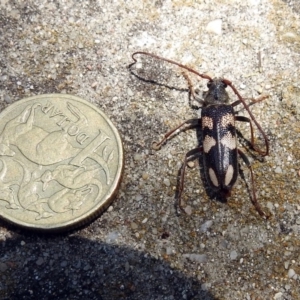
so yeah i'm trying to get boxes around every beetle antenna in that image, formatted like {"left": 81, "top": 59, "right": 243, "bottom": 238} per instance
{"left": 132, "top": 52, "right": 269, "bottom": 156}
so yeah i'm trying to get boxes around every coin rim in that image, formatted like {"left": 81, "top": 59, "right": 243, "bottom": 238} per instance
{"left": 0, "top": 94, "right": 124, "bottom": 232}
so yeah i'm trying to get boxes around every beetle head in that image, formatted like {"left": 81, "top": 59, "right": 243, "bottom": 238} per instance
{"left": 203, "top": 78, "right": 229, "bottom": 106}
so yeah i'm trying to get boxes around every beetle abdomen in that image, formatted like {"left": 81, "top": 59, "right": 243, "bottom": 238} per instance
{"left": 202, "top": 105, "right": 238, "bottom": 195}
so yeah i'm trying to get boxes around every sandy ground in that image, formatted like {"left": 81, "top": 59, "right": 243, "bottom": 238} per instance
{"left": 0, "top": 0, "right": 300, "bottom": 299}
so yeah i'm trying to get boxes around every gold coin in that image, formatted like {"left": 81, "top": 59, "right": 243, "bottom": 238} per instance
{"left": 0, "top": 94, "right": 123, "bottom": 232}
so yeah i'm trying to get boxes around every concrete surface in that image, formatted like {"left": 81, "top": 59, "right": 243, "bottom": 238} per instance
{"left": 0, "top": 0, "right": 300, "bottom": 299}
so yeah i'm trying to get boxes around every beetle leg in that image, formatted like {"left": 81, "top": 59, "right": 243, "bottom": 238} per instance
{"left": 182, "top": 71, "right": 196, "bottom": 99}
{"left": 238, "top": 149, "right": 269, "bottom": 218}
{"left": 178, "top": 147, "right": 203, "bottom": 212}
{"left": 235, "top": 116, "right": 268, "bottom": 156}
{"left": 244, "top": 95, "right": 269, "bottom": 109}
{"left": 153, "top": 118, "right": 201, "bottom": 150}
{"left": 182, "top": 72, "right": 204, "bottom": 107}
{"left": 226, "top": 80, "right": 269, "bottom": 156}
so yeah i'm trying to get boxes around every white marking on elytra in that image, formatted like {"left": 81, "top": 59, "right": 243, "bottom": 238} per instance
{"left": 220, "top": 113, "right": 234, "bottom": 128}
{"left": 203, "top": 135, "right": 216, "bottom": 153}
{"left": 225, "top": 165, "right": 234, "bottom": 186}
{"left": 209, "top": 168, "right": 219, "bottom": 187}
{"left": 220, "top": 132, "right": 236, "bottom": 150}
{"left": 202, "top": 116, "right": 213, "bottom": 130}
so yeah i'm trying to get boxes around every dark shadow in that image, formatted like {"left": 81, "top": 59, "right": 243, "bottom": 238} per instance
{"left": 128, "top": 54, "right": 189, "bottom": 94}
{"left": 0, "top": 232, "right": 216, "bottom": 300}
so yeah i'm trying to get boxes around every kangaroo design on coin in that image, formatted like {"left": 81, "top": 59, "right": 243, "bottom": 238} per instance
{"left": 0, "top": 94, "right": 123, "bottom": 231}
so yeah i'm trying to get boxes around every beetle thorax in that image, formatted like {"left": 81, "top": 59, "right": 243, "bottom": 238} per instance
{"left": 203, "top": 78, "right": 230, "bottom": 106}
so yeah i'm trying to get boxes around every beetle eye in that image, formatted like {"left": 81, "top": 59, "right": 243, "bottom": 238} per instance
{"left": 207, "top": 81, "right": 213, "bottom": 88}
{"left": 222, "top": 81, "right": 227, "bottom": 88}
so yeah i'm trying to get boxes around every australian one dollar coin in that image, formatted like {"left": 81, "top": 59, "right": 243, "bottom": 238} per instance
{"left": 0, "top": 94, "right": 123, "bottom": 231}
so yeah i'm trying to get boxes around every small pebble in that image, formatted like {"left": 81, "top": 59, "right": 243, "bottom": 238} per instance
{"left": 0, "top": 262, "right": 8, "bottom": 272}
{"left": 106, "top": 231, "right": 120, "bottom": 243}
{"left": 254, "top": 85, "right": 263, "bottom": 94}
{"left": 275, "top": 166, "right": 282, "bottom": 174}
{"left": 131, "top": 222, "right": 138, "bottom": 230}
{"left": 284, "top": 261, "right": 289, "bottom": 270}
{"left": 230, "top": 250, "right": 238, "bottom": 260}
{"left": 287, "top": 268, "right": 296, "bottom": 279}
{"left": 187, "top": 161, "right": 195, "bottom": 168}
{"left": 127, "top": 88, "right": 134, "bottom": 97}
{"left": 4, "top": 94, "right": 12, "bottom": 104}
{"left": 266, "top": 201, "right": 274, "bottom": 211}
{"left": 200, "top": 220, "right": 213, "bottom": 232}
{"left": 184, "top": 205, "right": 192, "bottom": 215}
{"left": 125, "top": 262, "right": 130, "bottom": 272}
{"left": 183, "top": 253, "right": 208, "bottom": 263}
{"left": 284, "top": 251, "right": 292, "bottom": 257}
{"left": 220, "top": 239, "right": 229, "bottom": 249}
{"left": 36, "top": 257, "right": 44, "bottom": 266}
{"left": 60, "top": 261, "right": 68, "bottom": 267}
{"left": 152, "top": 228, "right": 157, "bottom": 234}
{"left": 166, "top": 247, "right": 173, "bottom": 255}
{"left": 201, "top": 282, "right": 211, "bottom": 291}
{"left": 152, "top": 142, "right": 160, "bottom": 150}
{"left": 274, "top": 292, "right": 283, "bottom": 300}
{"left": 206, "top": 19, "right": 222, "bottom": 35}
{"left": 163, "top": 178, "right": 170, "bottom": 187}
{"left": 142, "top": 173, "right": 149, "bottom": 180}
{"left": 135, "top": 62, "right": 142, "bottom": 69}
{"left": 134, "top": 154, "right": 143, "bottom": 161}
{"left": 135, "top": 194, "right": 143, "bottom": 201}
{"left": 281, "top": 32, "right": 298, "bottom": 42}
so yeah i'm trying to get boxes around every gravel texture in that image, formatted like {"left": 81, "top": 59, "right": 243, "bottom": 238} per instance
{"left": 0, "top": 0, "right": 300, "bottom": 299}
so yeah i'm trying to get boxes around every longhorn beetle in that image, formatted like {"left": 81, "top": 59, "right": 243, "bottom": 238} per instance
{"left": 131, "top": 52, "right": 270, "bottom": 218}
